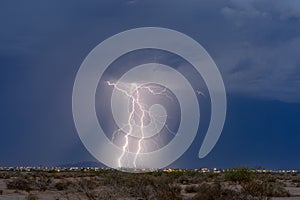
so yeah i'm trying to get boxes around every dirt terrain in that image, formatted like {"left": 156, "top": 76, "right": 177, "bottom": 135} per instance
{"left": 0, "top": 168, "right": 299, "bottom": 200}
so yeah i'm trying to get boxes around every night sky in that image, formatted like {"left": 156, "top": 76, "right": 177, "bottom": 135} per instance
{"left": 1, "top": 0, "right": 300, "bottom": 169}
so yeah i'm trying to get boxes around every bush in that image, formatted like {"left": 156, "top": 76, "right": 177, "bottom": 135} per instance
{"left": 177, "top": 175, "right": 190, "bottom": 184}
{"left": 35, "top": 174, "right": 51, "bottom": 191}
{"left": 292, "top": 176, "right": 300, "bottom": 183}
{"left": 55, "top": 180, "right": 71, "bottom": 191}
{"left": 0, "top": 172, "right": 11, "bottom": 179}
{"left": 6, "top": 178, "right": 32, "bottom": 192}
{"left": 184, "top": 185, "right": 199, "bottom": 193}
{"left": 27, "top": 193, "right": 39, "bottom": 200}
{"left": 100, "top": 173, "right": 182, "bottom": 199}
{"left": 242, "top": 180, "right": 290, "bottom": 198}
{"left": 224, "top": 167, "right": 255, "bottom": 183}
{"left": 75, "top": 178, "right": 102, "bottom": 200}
{"left": 191, "top": 182, "right": 244, "bottom": 200}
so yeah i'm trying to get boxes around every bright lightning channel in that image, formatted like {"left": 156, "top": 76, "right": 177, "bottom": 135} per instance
{"left": 107, "top": 81, "right": 169, "bottom": 169}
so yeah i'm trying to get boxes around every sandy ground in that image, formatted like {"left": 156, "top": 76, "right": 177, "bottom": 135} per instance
{"left": 1, "top": 174, "right": 300, "bottom": 200}
{"left": 271, "top": 185, "right": 300, "bottom": 200}
{"left": 271, "top": 187, "right": 300, "bottom": 200}
{"left": 1, "top": 185, "right": 300, "bottom": 200}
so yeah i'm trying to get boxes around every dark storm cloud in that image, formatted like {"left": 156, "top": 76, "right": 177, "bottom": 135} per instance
{"left": 222, "top": 0, "right": 300, "bottom": 20}
{"left": 218, "top": 0, "right": 300, "bottom": 102}
{"left": 1, "top": 0, "right": 300, "bottom": 167}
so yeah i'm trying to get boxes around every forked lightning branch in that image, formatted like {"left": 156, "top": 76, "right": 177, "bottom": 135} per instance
{"left": 107, "top": 81, "right": 172, "bottom": 168}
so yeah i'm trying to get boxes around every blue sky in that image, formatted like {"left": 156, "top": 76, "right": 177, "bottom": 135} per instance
{"left": 0, "top": 0, "right": 300, "bottom": 169}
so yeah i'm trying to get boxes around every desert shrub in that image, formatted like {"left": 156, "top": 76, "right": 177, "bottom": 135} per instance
{"left": 242, "top": 180, "right": 290, "bottom": 198}
{"left": 263, "top": 175, "right": 277, "bottom": 183}
{"left": 184, "top": 185, "right": 199, "bottom": 193}
{"left": 191, "top": 182, "right": 242, "bottom": 200}
{"left": 100, "top": 173, "right": 182, "bottom": 199}
{"left": 6, "top": 177, "right": 32, "bottom": 192}
{"left": 224, "top": 167, "right": 255, "bottom": 183}
{"left": 149, "top": 183, "right": 182, "bottom": 200}
{"left": 207, "top": 171, "right": 218, "bottom": 178}
{"left": 292, "top": 176, "right": 300, "bottom": 183}
{"left": 75, "top": 178, "right": 102, "bottom": 200}
{"left": 150, "top": 170, "right": 163, "bottom": 177}
{"left": 34, "top": 174, "right": 51, "bottom": 191}
{"left": 177, "top": 175, "right": 190, "bottom": 184}
{"left": 152, "top": 190, "right": 182, "bottom": 200}
{"left": 0, "top": 172, "right": 11, "bottom": 179}
{"left": 220, "top": 188, "right": 245, "bottom": 200}
{"left": 172, "top": 184, "right": 182, "bottom": 194}
{"left": 27, "top": 193, "right": 39, "bottom": 200}
{"left": 165, "top": 171, "right": 186, "bottom": 179}
{"left": 5, "top": 173, "right": 52, "bottom": 192}
{"left": 269, "top": 183, "right": 290, "bottom": 197}
{"left": 55, "top": 179, "right": 71, "bottom": 191}
{"left": 241, "top": 180, "right": 266, "bottom": 199}
{"left": 78, "top": 178, "right": 99, "bottom": 190}
{"left": 176, "top": 173, "right": 206, "bottom": 185}
{"left": 97, "top": 187, "right": 118, "bottom": 200}
{"left": 190, "top": 174, "right": 207, "bottom": 184}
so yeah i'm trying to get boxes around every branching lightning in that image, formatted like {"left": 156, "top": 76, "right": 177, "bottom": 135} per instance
{"left": 107, "top": 81, "right": 170, "bottom": 169}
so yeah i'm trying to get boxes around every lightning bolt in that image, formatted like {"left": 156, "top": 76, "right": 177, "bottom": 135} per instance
{"left": 107, "top": 81, "right": 170, "bottom": 169}
{"left": 133, "top": 85, "right": 145, "bottom": 168}
{"left": 107, "top": 81, "right": 134, "bottom": 168}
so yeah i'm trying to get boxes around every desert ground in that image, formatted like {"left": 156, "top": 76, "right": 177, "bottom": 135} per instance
{"left": 0, "top": 168, "right": 300, "bottom": 200}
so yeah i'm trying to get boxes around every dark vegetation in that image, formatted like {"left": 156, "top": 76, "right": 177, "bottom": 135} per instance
{"left": 0, "top": 167, "right": 296, "bottom": 200}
